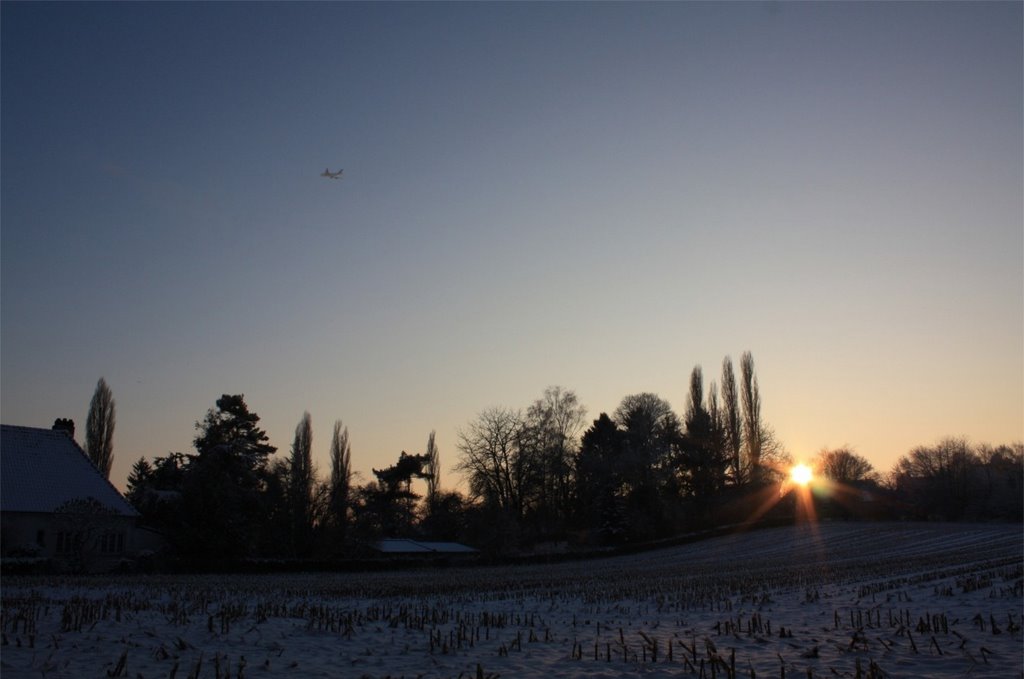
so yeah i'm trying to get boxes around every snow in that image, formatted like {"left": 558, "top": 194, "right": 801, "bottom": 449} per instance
{"left": 2, "top": 522, "right": 1021, "bottom": 678}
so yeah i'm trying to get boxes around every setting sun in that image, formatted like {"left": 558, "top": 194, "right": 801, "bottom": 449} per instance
{"left": 791, "top": 463, "right": 813, "bottom": 487}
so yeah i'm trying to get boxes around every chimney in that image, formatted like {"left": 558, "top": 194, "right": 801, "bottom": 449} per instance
{"left": 52, "top": 418, "right": 75, "bottom": 439}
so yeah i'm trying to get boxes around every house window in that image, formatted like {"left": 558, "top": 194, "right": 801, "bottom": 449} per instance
{"left": 99, "top": 531, "right": 125, "bottom": 554}
{"left": 56, "top": 531, "right": 75, "bottom": 554}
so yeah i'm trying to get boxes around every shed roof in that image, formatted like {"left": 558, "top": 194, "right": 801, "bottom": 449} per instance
{"left": 1, "top": 425, "right": 138, "bottom": 516}
{"left": 374, "top": 539, "right": 477, "bottom": 554}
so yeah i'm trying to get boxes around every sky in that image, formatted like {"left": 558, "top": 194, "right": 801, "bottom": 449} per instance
{"left": 2, "top": 1, "right": 1021, "bottom": 493}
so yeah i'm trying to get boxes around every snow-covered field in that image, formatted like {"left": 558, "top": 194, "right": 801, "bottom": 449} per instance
{"left": 2, "top": 522, "right": 1021, "bottom": 678}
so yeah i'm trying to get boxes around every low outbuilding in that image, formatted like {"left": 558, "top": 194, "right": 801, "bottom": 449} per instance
{"left": 374, "top": 539, "right": 478, "bottom": 555}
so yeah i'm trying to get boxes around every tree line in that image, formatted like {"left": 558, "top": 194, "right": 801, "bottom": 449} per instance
{"left": 96, "top": 352, "right": 1020, "bottom": 568}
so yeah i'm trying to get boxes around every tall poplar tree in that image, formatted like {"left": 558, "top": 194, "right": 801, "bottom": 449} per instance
{"left": 740, "top": 352, "right": 763, "bottom": 483}
{"left": 721, "top": 356, "right": 743, "bottom": 485}
{"left": 424, "top": 430, "right": 440, "bottom": 503}
{"left": 86, "top": 377, "right": 116, "bottom": 478}
{"left": 329, "top": 420, "right": 352, "bottom": 540}
{"left": 289, "top": 411, "right": 314, "bottom": 555}
{"left": 681, "top": 366, "right": 722, "bottom": 501}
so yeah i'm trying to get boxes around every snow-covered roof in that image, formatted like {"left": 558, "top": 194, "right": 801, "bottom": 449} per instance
{"left": 374, "top": 539, "right": 477, "bottom": 554}
{"left": 1, "top": 425, "right": 138, "bottom": 517}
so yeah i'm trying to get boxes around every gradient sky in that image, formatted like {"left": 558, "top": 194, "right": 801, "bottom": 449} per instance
{"left": 3, "top": 2, "right": 1021, "bottom": 493}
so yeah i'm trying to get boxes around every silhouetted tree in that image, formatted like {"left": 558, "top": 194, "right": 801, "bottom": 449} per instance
{"left": 678, "top": 366, "right": 726, "bottom": 506}
{"left": 891, "top": 437, "right": 976, "bottom": 519}
{"left": 613, "top": 393, "right": 678, "bottom": 489}
{"left": 424, "top": 430, "right": 440, "bottom": 503}
{"left": 356, "top": 451, "right": 430, "bottom": 537}
{"left": 183, "top": 394, "right": 278, "bottom": 564}
{"left": 890, "top": 439, "right": 1022, "bottom": 521}
{"left": 309, "top": 478, "right": 332, "bottom": 552}
{"left": 575, "top": 413, "right": 628, "bottom": 544}
{"left": 422, "top": 430, "right": 461, "bottom": 541}
{"left": 975, "top": 443, "right": 1023, "bottom": 520}
{"left": 288, "top": 411, "right": 314, "bottom": 556}
{"left": 193, "top": 394, "right": 276, "bottom": 469}
{"left": 86, "top": 378, "right": 115, "bottom": 478}
{"left": 756, "top": 426, "right": 791, "bottom": 482}
{"left": 522, "top": 386, "right": 587, "bottom": 539}
{"left": 125, "top": 457, "right": 153, "bottom": 508}
{"left": 420, "top": 489, "right": 468, "bottom": 541}
{"left": 260, "top": 458, "right": 293, "bottom": 557}
{"left": 612, "top": 393, "right": 680, "bottom": 540}
{"left": 721, "top": 356, "right": 743, "bottom": 485}
{"left": 123, "top": 452, "right": 187, "bottom": 552}
{"left": 328, "top": 420, "right": 352, "bottom": 545}
{"left": 456, "top": 407, "right": 532, "bottom": 523}
{"left": 815, "top": 447, "right": 878, "bottom": 483}
{"left": 740, "top": 352, "right": 763, "bottom": 482}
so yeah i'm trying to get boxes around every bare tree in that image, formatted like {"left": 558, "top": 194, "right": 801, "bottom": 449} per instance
{"left": 720, "top": 356, "right": 743, "bottom": 485}
{"left": 86, "top": 378, "right": 115, "bottom": 478}
{"left": 329, "top": 420, "right": 352, "bottom": 538}
{"left": 523, "top": 386, "right": 587, "bottom": 531}
{"left": 755, "top": 425, "right": 791, "bottom": 482}
{"left": 975, "top": 442, "right": 1024, "bottom": 519}
{"left": 740, "top": 352, "right": 763, "bottom": 482}
{"left": 815, "top": 447, "right": 878, "bottom": 483}
{"left": 54, "top": 497, "right": 118, "bottom": 573}
{"left": 455, "top": 407, "right": 532, "bottom": 520}
{"left": 424, "top": 430, "right": 440, "bottom": 503}
{"left": 891, "top": 437, "right": 976, "bottom": 518}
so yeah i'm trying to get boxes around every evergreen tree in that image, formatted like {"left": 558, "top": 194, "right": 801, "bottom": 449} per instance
{"left": 125, "top": 457, "right": 153, "bottom": 508}
{"left": 128, "top": 452, "right": 189, "bottom": 549}
{"left": 365, "top": 451, "right": 430, "bottom": 536}
{"left": 184, "top": 394, "right": 277, "bottom": 565}
{"left": 193, "top": 394, "right": 275, "bottom": 468}
{"left": 575, "top": 414, "right": 627, "bottom": 544}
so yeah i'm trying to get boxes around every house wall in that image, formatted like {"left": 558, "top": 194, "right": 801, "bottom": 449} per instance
{"left": 1, "top": 511, "right": 144, "bottom": 572}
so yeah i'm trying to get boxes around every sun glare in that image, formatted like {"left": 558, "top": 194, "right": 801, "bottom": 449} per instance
{"left": 791, "top": 463, "right": 813, "bottom": 487}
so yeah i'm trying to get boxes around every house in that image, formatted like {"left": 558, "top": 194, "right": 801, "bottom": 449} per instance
{"left": 1, "top": 423, "right": 148, "bottom": 572}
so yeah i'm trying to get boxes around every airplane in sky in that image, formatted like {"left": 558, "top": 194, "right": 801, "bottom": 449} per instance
{"left": 321, "top": 168, "right": 343, "bottom": 179}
